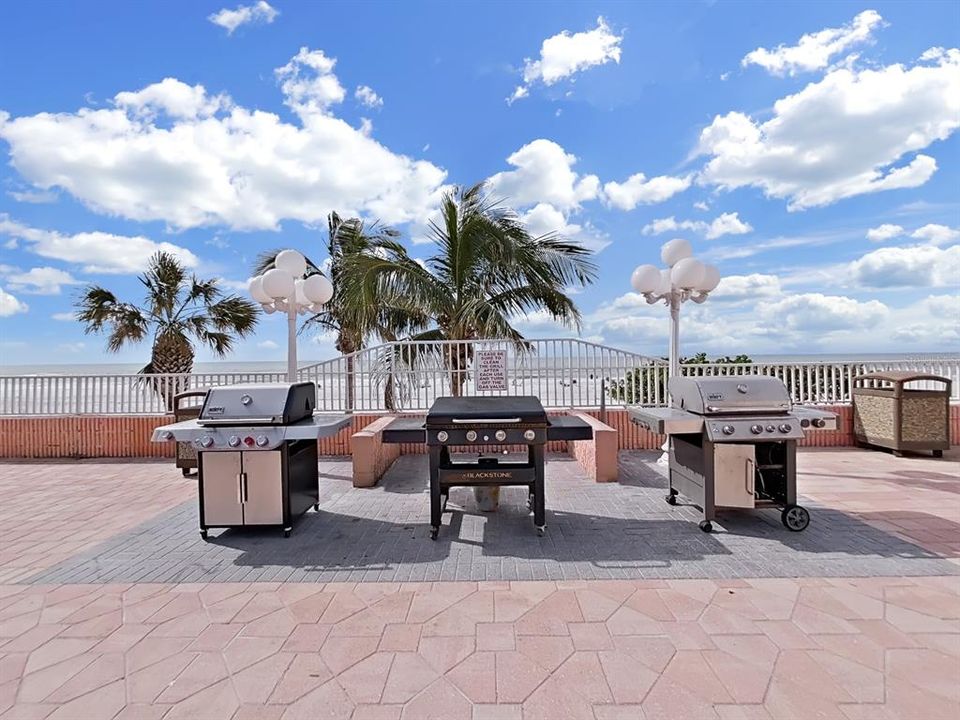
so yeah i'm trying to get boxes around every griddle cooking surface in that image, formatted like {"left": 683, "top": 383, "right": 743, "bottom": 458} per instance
{"left": 427, "top": 396, "right": 547, "bottom": 424}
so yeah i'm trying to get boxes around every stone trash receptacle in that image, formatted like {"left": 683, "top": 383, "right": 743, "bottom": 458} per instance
{"left": 852, "top": 371, "right": 952, "bottom": 458}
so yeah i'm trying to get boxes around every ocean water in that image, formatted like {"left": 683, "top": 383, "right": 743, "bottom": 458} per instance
{"left": 1, "top": 352, "right": 957, "bottom": 377}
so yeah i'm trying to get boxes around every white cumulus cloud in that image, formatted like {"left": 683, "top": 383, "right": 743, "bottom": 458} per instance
{"left": 0, "top": 49, "right": 449, "bottom": 232}
{"left": 742, "top": 9, "right": 885, "bottom": 76}
{"left": 510, "top": 16, "right": 623, "bottom": 103}
{"left": 759, "top": 293, "right": 888, "bottom": 333}
{"left": 488, "top": 139, "right": 599, "bottom": 211}
{"left": 208, "top": 1, "right": 278, "bottom": 34}
{"left": 602, "top": 173, "right": 691, "bottom": 211}
{"left": 711, "top": 274, "right": 782, "bottom": 301}
{"left": 641, "top": 212, "right": 751, "bottom": 239}
{"left": 257, "top": 340, "right": 280, "bottom": 350}
{"left": 697, "top": 48, "right": 960, "bottom": 209}
{"left": 2, "top": 266, "right": 80, "bottom": 295}
{"left": 865, "top": 223, "right": 904, "bottom": 242}
{"left": 0, "top": 215, "right": 199, "bottom": 274}
{"left": 0, "top": 287, "right": 28, "bottom": 317}
{"left": 911, "top": 223, "right": 960, "bottom": 246}
{"left": 354, "top": 85, "right": 383, "bottom": 109}
{"left": 849, "top": 244, "right": 960, "bottom": 288}
{"left": 521, "top": 202, "right": 610, "bottom": 253}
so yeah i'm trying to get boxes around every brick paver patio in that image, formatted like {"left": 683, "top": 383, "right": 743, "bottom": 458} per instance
{"left": 0, "top": 448, "right": 957, "bottom": 718}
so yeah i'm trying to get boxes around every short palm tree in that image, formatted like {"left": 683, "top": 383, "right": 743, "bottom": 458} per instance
{"left": 254, "top": 212, "right": 429, "bottom": 409}
{"left": 341, "top": 181, "right": 598, "bottom": 395}
{"left": 76, "top": 251, "right": 260, "bottom": 407}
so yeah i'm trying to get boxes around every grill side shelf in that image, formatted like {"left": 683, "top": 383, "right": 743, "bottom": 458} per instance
{"left": 382, "top": 417, "right": 427, "bottom": 444}
{"left": 547, "top": 416, "right": 593, "bottom": 441}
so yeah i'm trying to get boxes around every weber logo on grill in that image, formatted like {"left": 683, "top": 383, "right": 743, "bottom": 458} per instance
{"left": 707, "top": 393, "right": 724, "bottom": 401}
{"left": 207, "top": 406, "right": 225, "bottom": 416}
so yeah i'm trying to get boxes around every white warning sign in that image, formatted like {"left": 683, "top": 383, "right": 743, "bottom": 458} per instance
{"left": 475, "top": 350, "right": 507, "bottom": 392}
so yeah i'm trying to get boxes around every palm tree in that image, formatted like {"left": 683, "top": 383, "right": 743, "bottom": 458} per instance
{"left": 76, "top": 251, "right": 260, "bottom": 407}
{"left": 254, "top": 213, "right": 428, "bottom": 409}
{"left": 341, "top": 181, "right": 598, "bottom": 395}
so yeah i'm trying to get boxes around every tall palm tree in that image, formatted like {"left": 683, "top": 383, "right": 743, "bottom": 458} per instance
{"left": 341, "top": 181, "right": 598, "bottom": 395}
{"left": 76, "top": 251, "right": 260, "bottom": 407}
{"left": 254, "top": 213, "right": 428, "bottom": 409}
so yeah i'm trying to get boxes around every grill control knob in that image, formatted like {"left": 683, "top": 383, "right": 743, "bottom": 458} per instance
{"left": 722, "top": 425, "right": 735, "bottom": 435}
{"left": 766, "top": 425, "right": 775, "bottom": 433}
{"left": 199, "top": 436, "right": 214, "bottom": 448}
{"left": 465, "top": 430, "right": 477, "bottom": 442}
{"left": 160, "top": 430, "right": 175, "bottom": 441}
{"left": 495, "top": 430, "right": 507, "bottom": 442}
{"left": 813, "top": 418, "right": 826, "bottom": 428}
{"left": 750, "top": 425, "right": 763, "bottom": 435}
{"left": 228, "top": 435, "right": 241, "bottom": 447}
{"left": 437, "top": 431, "right": 449, "bottom": 443}
{"left": 240, "top": 394, "right": 252, "bottom": 406}
{"left": 255, "top": 435, "right": 269, "bottom": 447}
{"left": 800, "top": 418, "right": 810, "bottom": 428}
{"left": 778, "top": 423, "right": 792, "bottom": 434}
{"left": 524, "top": 429, "right": 536, "bottom": 441}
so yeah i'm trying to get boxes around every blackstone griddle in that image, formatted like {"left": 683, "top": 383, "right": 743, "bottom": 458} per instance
{"left": 383, "top": 395, "right": 593, "bottom": 539}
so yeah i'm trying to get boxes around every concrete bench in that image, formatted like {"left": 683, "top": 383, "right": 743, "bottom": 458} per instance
{"left": 566, "top": 411, "right": 618, "bottom": 483}
{"left": 351, "top": 416, "right": 402, "bottom": 488}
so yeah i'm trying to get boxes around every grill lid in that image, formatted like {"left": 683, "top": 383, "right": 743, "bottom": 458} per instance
{"left": 669, "top": 375, "right": 791, "bottom": 415}
{"left": 426, "top": 396, "right": 547, "bottom": 426}
{"left": 198, "top": 382, "right": 316, "bottom": 426}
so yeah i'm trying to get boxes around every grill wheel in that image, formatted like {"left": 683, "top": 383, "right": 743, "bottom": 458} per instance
{"left": 781, "top": 505, "right": 810, "bottom": 532}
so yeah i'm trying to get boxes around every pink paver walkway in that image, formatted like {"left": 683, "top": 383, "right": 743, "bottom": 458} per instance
{"left": 0, "top": 577, "right": 958, "bottom": 719}
{"left": 0, "top": 448, "right": 958, "bottom": 718}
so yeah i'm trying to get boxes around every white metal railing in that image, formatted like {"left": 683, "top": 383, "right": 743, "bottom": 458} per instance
{"left": 297, "top": 338, "right": 664, "bottom": 412}
{"left": 0, "top": 342, "right": 957, "bottom": 416}
{"left": 0, "top": 371, "right": 287, "bottom": 416}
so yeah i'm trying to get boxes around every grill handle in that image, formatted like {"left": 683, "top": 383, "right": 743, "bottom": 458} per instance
{"left": 451, "top": 418, "right": 522, "bottom": 424}
{"left": 705, "top": 405, "right": 789, "bottom": 414}
{"left": 237, "top": 473, "right": 245, "bottom": 505}
{"left": 200, "top": 417, "right": 278, "bottom": 426}
{"left": 745, "top": 459, "right": 755, "bottom": 497}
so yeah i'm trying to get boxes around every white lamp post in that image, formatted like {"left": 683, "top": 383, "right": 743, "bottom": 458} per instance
{"left": 249, "top": 249, "right": 334, "bottom": 382}
{"left": 631, "top": 239, "right": 721, "bottom": 461}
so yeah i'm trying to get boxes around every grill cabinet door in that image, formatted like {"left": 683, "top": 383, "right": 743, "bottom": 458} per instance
{"left": 240, "top": 451, "right": 284, "bottom": 525}
{"left": 201, "top": 452, "right": 244, "bottom": 526}
{"left": 713, "top": 444, "right": 756, "bottom": 509}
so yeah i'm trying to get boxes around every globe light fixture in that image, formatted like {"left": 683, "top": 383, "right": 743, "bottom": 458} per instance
{"left": 248, "top": 249, "right": 333, "bottom": 381}
{"left": 631, "top": 240, "right": 721, "bottom": 463}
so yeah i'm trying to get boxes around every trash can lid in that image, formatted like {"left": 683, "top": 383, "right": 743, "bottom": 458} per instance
{"left": 854, "top": 371, "right": 952, "bottom": 386}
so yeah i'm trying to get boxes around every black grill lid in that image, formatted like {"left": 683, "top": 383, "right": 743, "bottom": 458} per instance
{"left": 427, "top": 396, "right": 547, "bottom": 425}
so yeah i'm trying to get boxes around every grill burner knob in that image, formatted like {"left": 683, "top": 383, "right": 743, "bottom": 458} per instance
{"left": 161, "top": 430, "right": 174, "bottom": 441}
{"left": 750, "top": 425, "right": 763, "bottom": 435}
{"left": 779, "top": 423, "right": 792, "bottom": 433}
{"left": 199, "top": 436, "right": 214, "bottom": 448}
{"left": 813, "top": 418, "right": 826, "bottom": 428}
{"left": 228, "top": 435, "right": 241, "bottom": 447}
{"left": 465, "top": 430, "right": 477, "bottom": 442}
{"left": 240, "top": 394, "right": 252, "bottom": 406}
{"left": 800, "top": 418, "right": 810, "bottom": 428}
{"left": 766, "top": 425, "right": 775, "bottom": 433}
{"left": 437, "top": 431, "right": 449, "bottom": 443}
{"left": 722, "top": 425, "right": 735, "bottom": 435}
{"left": 495, "top": 430, "right": 507, "bottom": 442}
{"left": 524, "top": 429, "right": 536, "bottom": 441}
{"left": 256, "top": 435, "right": 269, "bottom": 447}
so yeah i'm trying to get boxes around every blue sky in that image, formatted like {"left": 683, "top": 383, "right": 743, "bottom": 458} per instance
{"left": 0, "top": 0, "right": 958, "bottom": 365}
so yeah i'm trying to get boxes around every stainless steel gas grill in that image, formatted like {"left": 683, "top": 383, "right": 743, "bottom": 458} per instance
{"left": 628, "top": 376, "right": 836, "bottom": 533}
{"left": 415, "top": 396, "right": 592, "bottom": 539}
{"left": 152, "top": 382, "right": 350, "bottom": 539}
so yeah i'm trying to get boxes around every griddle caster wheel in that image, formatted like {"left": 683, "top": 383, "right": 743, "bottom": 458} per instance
{"left": 536, "top": 526, "right": 545, "bottom": 537}
{"left": 527, "top": 495, "right": 534, "bottom": 511}
{"left": 429, "top": 527, "right": 439, "bottom": 541}
{"left": 698, "top": 520, "right": 713, "bottom": 533}
{"left": 665, "top": 491, "right": 678, "bottom": 505}
{"left": 283, "top": 528, "right": 291, "bottom": 538}
{"left": 313, "top": 503, "right": 320, "bottom": 512}
{"left": 199, "top": 530, "right": 208, "bottom": 541}
{"left": 182, "top": 468, "right": 192, "bottom": 477}
{"left": 781, "top": 505, "right": 810, "bottom": 532}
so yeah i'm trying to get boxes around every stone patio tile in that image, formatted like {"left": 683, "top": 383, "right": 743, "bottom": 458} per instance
{"left": 281, "top": 623, "right": 331, "bottom": 651}
{"left": 380, "top": 652, "right": 439, "bottom": 704}
{"left": 232, "top": 652, "right": 294, "bottom": 705}
{"left": 522, "top": 675, "right": 595, "bottom": 720}
{"left": 44, "top": 653, "right": 124, "bottom": 703}
{"left": 569, "top": 622, "right": 613, "bottom": 651}
{"left": 320, "top": 636, "right": 379, "bottom": 675}
{"left": 476, "top": 622, "right": 514, "bottom": 652}
{"left": 15, "top": 654, "right": 97, "bottom": 704}
{"left": 268, "top": 653, "right": 334, "bottom": 704}
{"left": 125, "top": 652, "right": 196, "bottom": 704}
{"left": 514, "top": 591, "right": 582, "bottom": 636}
{"left": 418, "top": 635, "right": 475, "bottom": 674}
{"left": 380, "top": 623, "right": 421, "bottom": 652}
{"left": 662, "top": 650, "right": 733, "bottom": 704}
{"left": 336, "top": 652, "right": 394, "bottom": 704}
{"left": 495, "top": 650, "right": 549, "bottom": 703}
{"left": 45, "top": 679, "right": 125, "bottom": 720}
{"left": 222, "top": 635, "right": 285, "bottom": 674}
{"left": 887, "top": 648, "right": 960, "bottom": 702}
{"left": 640, "top": 677, "right": 719, "bottom": 720}
{"left": 713, "top": 706, "right": 773, "bottom": 720}
{"left": 352, "top": 705, "right": 403, "bottom": 720}
{"left": 598, "top": 650, "right": 658, "bottom": 704}
{"left": 164, "top": 678, "right": 241, "bottom": 720}
{"left": 609, "top": 635, "right": 676, "bottom": 673}
{"left": 471, "top": 703, "right": 522, "bottom": 720}
{"left": 399, "top": 678, "right": 470, "bottom": 720}
{"left": 446, "top": 651, "right": 495, "bottom": 703}
{"left": 515, "top": 634, "right": 575, "bottom": 673}
{"left": 232, "top": 705, "right": 284, "bottom": 720}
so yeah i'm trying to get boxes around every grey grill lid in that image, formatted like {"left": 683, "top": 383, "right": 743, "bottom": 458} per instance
{"left": 668, "top": 375, "right": 791, "bottom": 415}
{"left": 198, "top": 382, "right": 316, "bottom": 425}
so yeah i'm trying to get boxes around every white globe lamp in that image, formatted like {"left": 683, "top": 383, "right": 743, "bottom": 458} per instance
{"left": 249, "top": 276, "right": 272, "bottom": 304}
{"left": 630, "top": 264, "right": 660, "bottom": 294}
{"left": 661, "top": 238, "right": 692, "bottom": 267}
{"left": 274, "top": 249, "right": 307, "bottom": 278}
{"left": 698, "top": 264, "right": 721, "bottom": 293}
{"left": 671, "top": 257, "right": 706, "bottom": 290}
{"left": 262, "top": 268, "right": 295, "bottom": 300}
{"left": 303, "top": 274, "right": 334, "bottom": 305}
